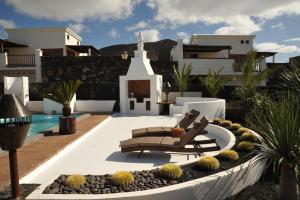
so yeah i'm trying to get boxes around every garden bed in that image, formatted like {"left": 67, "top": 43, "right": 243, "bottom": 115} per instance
{"left": 42, "top": 124, "right": 257, "bottom": 195}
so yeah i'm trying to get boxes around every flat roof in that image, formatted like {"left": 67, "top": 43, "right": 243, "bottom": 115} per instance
{"left": 5, "top": 27, "right": 82, "bottom": 41}
{"left": 190, "top": 34, "right": 256, "bottom": 44}
{"left": 256, "top": 51, "right": 277, "bottom": 57}
{"left": 183, "top": 44, "right": 232, "bottom": 52}
{"left": 0, "top": 39, "right": 28, "bottom": 48}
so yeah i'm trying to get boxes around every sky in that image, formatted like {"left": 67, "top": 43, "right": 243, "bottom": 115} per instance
{"left": 0, "top": 0, "right": 300, "bottom": 62}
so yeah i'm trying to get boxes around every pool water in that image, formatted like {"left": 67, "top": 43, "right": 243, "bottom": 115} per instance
{"left": 28, "top": 114, "right": 81, "bottom": 137}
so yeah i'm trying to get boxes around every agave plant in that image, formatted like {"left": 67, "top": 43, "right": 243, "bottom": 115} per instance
{"left": 200, "top": 67, "right": 230, "bottom": 97}
{"left": 278, "top": 62, "right": 300, "bottom": 94}
{"left": 173, "top": 64, "right": 193, "bottom": 97}
{"left": 43, "top": 80, "right": 82, "bottom": 116}
{"left": 249, "top": 93, "right": 300, "bottom": 200}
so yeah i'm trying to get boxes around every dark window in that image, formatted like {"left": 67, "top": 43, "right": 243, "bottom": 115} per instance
{"left": 41, "top": 48, "right": 64, "bottom": 56}
{"left": 246, "top": 40, "right": 249, "bottom": 44}
{"left": 67, "top": 35, "right": 70, "bottom": 40}
{"left": 130, "top": 101, "right": 134, "bottom": 110}
{"left": 240, "top": 40, "right": 244, "bottom": 44}
{"left": 190, "top": 53, "right": 198, "bottom": 58}
{"left": 146, "top": 101, "right": 151, "bottom": 111}
{"left": 77, "top": 41, "right": 79, "bottom": 45}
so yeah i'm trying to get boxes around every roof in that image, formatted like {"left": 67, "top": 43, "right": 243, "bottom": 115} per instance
{"left": 5, "top": 27, "right": 82, "bottom": 41}
{"left": 183, "top": 44, "right": 232, "bottom": 52}
{"left": 66, "top": 45, "right": 101, "bottom": 55}
{"left": 0, "top": 39, "right": 28, "bottom": 48}
{"left": 256, "top": 52, "right": 277, "bottom": 58}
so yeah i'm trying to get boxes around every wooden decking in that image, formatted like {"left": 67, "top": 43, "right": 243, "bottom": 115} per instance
{"left": 0, "top": 114, "right": 110, "bottom": 190}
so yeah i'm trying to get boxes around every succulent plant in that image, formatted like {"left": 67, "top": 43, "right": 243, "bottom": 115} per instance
{"left": 237, "top": 127, "right": 249, "bottom": 135}
{"left": 195, "top": 156, "right": 220, "bottom": 171}
{"left": 237, "top": 141, "right": 255, "bottom": 151}
{"left": 212, "top": 118, "right": 223, "bottom": 125}
{"left": 222, "top": 120, "right": 232, "bottom": 127}
{"left": 231, "top": 123, "right": 242, "bottom": 131}
{"left": 159, "top": 163, "right": 183, "bottom": 179}
{"left": 64, "top": 174, "right": 86, "bottom": 188}
{"left": 218, "top": 149, "right": 239, "bottom": 161}
{"left": 111, "top": 171, "right": 135, "bottom": 187}
{"left": 241, "top": 132, "right": 258, "bottom": 142}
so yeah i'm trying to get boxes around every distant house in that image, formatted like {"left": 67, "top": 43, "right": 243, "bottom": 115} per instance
{"left": 0, "top": 27, "right": 100, "bottom": 81}
{"left": 171, "top": 34, "right": 277, "bottom": 85}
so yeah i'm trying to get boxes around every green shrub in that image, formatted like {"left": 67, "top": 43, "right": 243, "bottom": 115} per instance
{"left": 237, "top": 141, "right": 255, "bottom": 151}
{"left": 196, "top": 156, "right": 220, "bottom": 171}
{"left": 231, "top": 123, "right": 242, "bottom": 131}
{"left": 64, "top": 174, "right": 86, "bottom": 188}
{"left": 222, "top": 120, "right": 232, "bottom": 127}
{"left": 241, "top": 132, "right": 258, "bottom": 142}
{"left": 159, "top": 163, "right": 182, "bottom": 179}
{"left": 218, "top": 149, "right": 239, "bottom": 161}
{"left": 237, "top": 127, "right": 249, "bottom": 135}
{"left": 212, "top": 118, "right": 222, "bottom": 125}
{"left": 111, "top": 171, "right": 135, "bottom": 187}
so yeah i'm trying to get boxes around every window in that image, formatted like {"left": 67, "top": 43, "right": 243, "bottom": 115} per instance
{"left": 240, "top": 40, "right": 244, "bottom": 44}
{"left": 190, "top": 53, "right": 198, "bottom": 58}
{"left": 77, "top": 41, "right": 79, "bottom": 45}
{"left": 246, "top": 40, "right": 249, "bottom": 44}
{"left": 67, "top": 34, "right": 70, "bottom": 40}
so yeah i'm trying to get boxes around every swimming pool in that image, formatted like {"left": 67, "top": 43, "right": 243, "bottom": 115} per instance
{"left": 27, "top": 114, "right": 81, "bottom": 137}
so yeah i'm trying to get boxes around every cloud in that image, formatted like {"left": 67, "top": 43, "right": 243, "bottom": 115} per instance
{"left": 108, "top": 28, "right": 120, "bottom": 38}
{"left": 147, "top": 0, "right": 300, "bottom": 34}
{"left": 177, "top": 32, "right": 190, "bottom": 44}
{"left": 135, "top": 29, "right": 160, "bottom": 42}
{"left": 126, "top": 20, "right": 148, "bottom": 32}
{"left": 6, "top": 0, "right": 139, "bottom": 22}
{"left": 68, "top": 23, "right": 87, "bottom": 34}
{"left": 285, "top": 37, "right": 300, "bottom": 42}
{"left": 0, "top": 19, "right": 16, "bottom": 29}
{"left": 255, "top": 42, "right": 300, "bottom": 53}
{"left": 270, "top": 22, "right": 285, "bottom": 30}
{"left": 215, "top": 16, "right": 261, "bottom": 34}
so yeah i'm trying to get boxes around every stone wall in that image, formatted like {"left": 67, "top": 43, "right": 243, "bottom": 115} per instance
{"left": 41, "top": 56, "right": 177, "bottom": 100}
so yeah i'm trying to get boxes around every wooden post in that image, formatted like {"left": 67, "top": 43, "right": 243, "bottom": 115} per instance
{"left": 9, "top": 149, "right": 20, "bottom": 198}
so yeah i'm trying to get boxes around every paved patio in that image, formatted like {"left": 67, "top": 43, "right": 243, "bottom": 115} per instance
{"left": 0, "top": 114, "right": 110, "bottom": 190}
{"left": 20, "top": 115, "right": 227, "bottom": 185}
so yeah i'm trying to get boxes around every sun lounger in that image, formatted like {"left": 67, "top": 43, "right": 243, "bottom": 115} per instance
{"left": 131, "top": 109, "right": 200, "bottom": 138}
{"left": 120, "top": 116, "right": 220, "bottom": 157}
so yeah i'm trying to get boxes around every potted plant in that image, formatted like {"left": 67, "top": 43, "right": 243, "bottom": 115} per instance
{"left": 173, "top": 64, "right": 193, "bottom": 97}
{"left": 43, "top": 80, "right": 81, "bottom": 134}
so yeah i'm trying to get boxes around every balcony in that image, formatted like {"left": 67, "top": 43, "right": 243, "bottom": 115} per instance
{"left": 0, "top": 53, "right": 37, "bottom": 69}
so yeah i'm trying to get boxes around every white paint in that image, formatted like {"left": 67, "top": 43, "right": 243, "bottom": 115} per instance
{"left": 75, "top": 100, "right": 116, "bottom": 112}
{"left": 21, "top": 115, "right": 233, "bottom": 185}
{"left": 34, "top": 49, "right": 43, "bottom": 82}
{"left": 119, "top": 32, "right": 162, "bottom": 115}
{"left": 4, "top": 76, "right": 29, "bottom": 106}
{"left": 43, "top": 94, "right": 76, "bottom": 114}
{"left": 0, "top": 52, "right": 8, "bottom": 67}
{"left": 27, "top": 101, "right": 43, "bottom": 112}
{"left": 170, "top": 97, "right": 226, "bottom": 119}
{"left": 24, "top": 117, "right": 263, "bottom": 200}
{"left": 161, "top": 92, "right": 202, "bottom": 102}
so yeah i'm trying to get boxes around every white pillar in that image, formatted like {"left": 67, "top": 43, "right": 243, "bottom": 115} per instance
{"left": 35, "top": 49, "right": 43, "bottom": 82}
{"left": 88, "top": 48, "right": 91, "bottom": 56}
{"left": 272, "top": 55, "right": 275, "bottom": 63}
{"left": 0, "top": 52, "right": 8, "bottom": 67}
{"left": 4, "top": 76, "right": 29, "bottom": 106}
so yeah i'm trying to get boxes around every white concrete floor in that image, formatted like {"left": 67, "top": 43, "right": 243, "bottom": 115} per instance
{"left": 21, "top": 115, "right": 226, "bottom": 184}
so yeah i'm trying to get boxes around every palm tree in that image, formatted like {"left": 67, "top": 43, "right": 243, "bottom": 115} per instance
{"left": 249, "top": 93, "right": 300, "bottom": 200}
{"left": 235, "top": 50, "right": 271, "bottom": 114}
{"left": 200, "top": 67, "right": 230, "bottom": 97}
{"left": 173, "top": 64, "right": 193, "bottom": 97}
{"left": 43, "top": 80, "right": 82, "bottom": 116}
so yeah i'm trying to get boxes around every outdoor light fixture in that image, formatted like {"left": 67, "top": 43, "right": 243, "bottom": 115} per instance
{"left": 0, "top": 94, "right": 32, "bottom": 198}
{"left": 163, "top": 81, "right": 171, "bottom": 102}
{"left": 121, "top": 50, "right": 128, "bottom": 74}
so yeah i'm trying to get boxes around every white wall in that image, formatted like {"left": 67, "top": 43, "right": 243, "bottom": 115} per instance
{"left": 161, "top": 92, "right": 202, "bottom": 102}
{"left": 4, "top": 76, "right": 29, "bottom": 106}
{"left": 75, "top": 100, "right": 115, "bottom": 113}
{"left": 27, "top": 101, "right": 43, "bottom": 112}
{"left": 43, "top": 95, "right": 76, "bottom": 114}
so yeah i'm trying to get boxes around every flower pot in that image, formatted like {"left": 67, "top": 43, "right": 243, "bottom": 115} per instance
{"left": 0, "top": 123, "right": 31, "bottom": 150}
{"left": 59, "top": 116, "right": 76, "bottom": 135}
{"left": 62, "top": 106, "right": 72, "bottom": 116}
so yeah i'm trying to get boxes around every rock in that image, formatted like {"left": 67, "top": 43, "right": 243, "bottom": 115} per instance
{"left": 170, "top": 181, "right": 177, "bottom": 185}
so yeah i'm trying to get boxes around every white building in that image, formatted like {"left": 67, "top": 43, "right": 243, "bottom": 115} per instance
{"left": 0, "top": 27, "right": 100, "bottom": 81}
{"left": 171, "top": 34, "right": 276, "bottom": 85}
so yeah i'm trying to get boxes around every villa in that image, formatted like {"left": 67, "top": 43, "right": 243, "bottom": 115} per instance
{"left": 0, "top": 28, "right": 299, "bottom": 200}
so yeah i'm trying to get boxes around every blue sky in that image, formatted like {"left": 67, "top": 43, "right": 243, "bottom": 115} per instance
{"left": 0, "top": 0, "right": 300, "bottom": 62}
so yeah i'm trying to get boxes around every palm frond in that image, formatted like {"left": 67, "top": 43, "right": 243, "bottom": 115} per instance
{"left": 173, "top": 64, "right": 193, "bottom": 97}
